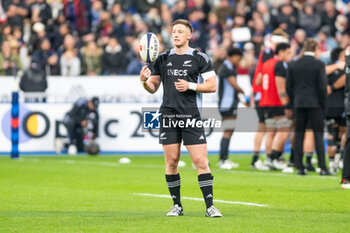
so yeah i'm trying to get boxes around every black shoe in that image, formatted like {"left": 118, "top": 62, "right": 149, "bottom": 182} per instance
{"left": 320, "top": 169, "right": 332, "bottom": 176}
{"left": 297, "top": 169, "right": 307, "bottom": 175}
{"left": 305, "top": 163, "right": 316, "bottom": 172}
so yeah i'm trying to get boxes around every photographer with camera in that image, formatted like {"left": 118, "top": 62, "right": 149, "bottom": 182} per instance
{"left": 63, "top": 97, "right": 99, "bottom": 154}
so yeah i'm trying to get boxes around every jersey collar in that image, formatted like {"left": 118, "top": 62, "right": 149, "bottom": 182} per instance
{"left": 304, "top": 52, "right": 315, "bottom": 57}
{"left": 169, "top": 47, "right": 195, "bottom": 56}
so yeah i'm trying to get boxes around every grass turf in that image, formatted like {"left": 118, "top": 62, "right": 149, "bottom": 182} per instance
{"left": 0, "top": 154, "right": 350, "bottom": 233}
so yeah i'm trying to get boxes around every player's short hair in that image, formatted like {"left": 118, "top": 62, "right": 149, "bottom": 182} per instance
{"left": 227, "top": 47, "right": 243, "bottom": 57}
{"left": 330, "top": 47, "right": 344, "bottom": 62}
{"left": 303, "top": 38, "right": 320, "bottom": 52}
{"left": 275, "top": 43, "right": 291, "bottom": 55}
{"left": 91, "top": 97, "right": 99, "bottom": 109}
{"left": 171, "top": 19, "right": 193, "bottom": 33}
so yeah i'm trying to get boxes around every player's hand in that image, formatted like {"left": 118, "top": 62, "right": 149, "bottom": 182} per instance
{"left": 174, "top": 79, "right": 189, "bottom": 92}
{"left": 336, "top": 61, "right": 345, "bottom": 70}
{"left": 140, "top": 66, "right": 151, "bottom": 82}
{"left": 81, "top": 120, "right": 87, "bottom": 127}
{"left": 346, "top": 45, "right": 350, "bottom": 56}
{"left": 327, "top": 85, "right": 332, "bottom": 95}
{"left": 250, "top": 95, "right": 255, "bottom": 108}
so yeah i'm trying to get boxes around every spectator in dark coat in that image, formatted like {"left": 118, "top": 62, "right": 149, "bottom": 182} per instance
{"left": 321, "top": 0, "right": 339, "bottom": 37}
{"left": 29, "top": 0, "right": 52, "bottom": 25}
{"left": 298, "top": 3, "right": 321, "bottom": 37}
{"left": 271, "top": 3, "right": 298, "bottom": 36}
{"left": 4, "top": 0, "right": 28, "bottom": 30}
{"left": 32, "top": 38, "right": 60, "bottom": 75}
{"left": 102, "top": 37, "right": 126, "bottom": 75}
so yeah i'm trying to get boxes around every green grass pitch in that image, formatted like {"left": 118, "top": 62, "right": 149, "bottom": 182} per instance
{"left": 1, "top": 154, "right": 350, "bottom": 233}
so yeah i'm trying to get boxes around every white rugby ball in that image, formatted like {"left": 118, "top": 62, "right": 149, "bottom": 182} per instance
{"left": 119, "top": 157, "right": 131, "bottom": 164}
{"left": 139, "top": 32, "right": 160, "bottom": 63}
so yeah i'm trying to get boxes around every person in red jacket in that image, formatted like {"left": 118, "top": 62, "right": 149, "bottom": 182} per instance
{"left": 250, "top": 29, "right": 289, "bottom": 169}
{"left": 259, "top": 43, "right": 292, "bottom": 170}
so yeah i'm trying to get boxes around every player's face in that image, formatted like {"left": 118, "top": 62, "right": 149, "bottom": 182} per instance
{"left": 230, "top": 55, "right": 242, "bottom": 66}
{"left": 172, "top": 24, "right": 192, "bottom": 47}
{"left": 281, "top": 48, "right": 291, "bottom": 62}
{"left": 88, "top": 101, "right": 95, "bottom": 111}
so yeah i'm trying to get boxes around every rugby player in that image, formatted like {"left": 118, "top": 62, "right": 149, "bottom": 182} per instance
{"left": 325, "top": 47, "right": 346, "bottom": 174}
{"left": 250, "top": 29, "right": 289, "bottom": 169}
{"left": 258, "top": 43, "right": 292, "bottom": 170}
{"left": 139, "top": 19, "right": 222, "bottom": 217}
{"left": 217, "top": 47, "right": 243, "bottom": 169}
{"left": 341, "top": 45, "right": 350, "bottom": 188}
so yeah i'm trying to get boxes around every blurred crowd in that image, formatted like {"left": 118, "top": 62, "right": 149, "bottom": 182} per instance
{"left": 1, "top": 0, "right": 350, "bottom": 77}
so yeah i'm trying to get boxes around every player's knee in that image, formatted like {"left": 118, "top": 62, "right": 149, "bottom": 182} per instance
{"left": 192, "top": 157, "right": 208, "bottom": 170}
{"left": 166, "top": 158, "right": 179, "bottom": 169}
{"left": 223, "top": 130, "right": 233, "bottom": 138}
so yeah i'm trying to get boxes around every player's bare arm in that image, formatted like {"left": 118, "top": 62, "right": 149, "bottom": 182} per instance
{"left": 275, "top": 76, "right": 288, "bottom": 105}
{"left": 226, "top": 75, "right": 244, "bottom": 94}
{"left": 174, "top": 76, "right": 216, "bottom": 93}
{"left": 325, "top": 61, "right": 345, "bottom": 75}
{"left": 327, "top": 74, "right": 345, "bottom": 95}
{"left": 140, "top": 66, "right": 161, "bottom": 94}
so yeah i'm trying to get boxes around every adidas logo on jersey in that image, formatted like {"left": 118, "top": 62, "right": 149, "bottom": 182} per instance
{"left": 183, "top": 60, "right": 192, "bottom": 67}
{"left": 166, "top": 62, "right": 172, "bottom": 66}
{"left": 199, "top": 135, "right": 205, "bottom": 140}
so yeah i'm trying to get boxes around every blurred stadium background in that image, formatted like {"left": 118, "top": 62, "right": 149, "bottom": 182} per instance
{"left": 1, "top": 0, "right": 350, "bottom": 232}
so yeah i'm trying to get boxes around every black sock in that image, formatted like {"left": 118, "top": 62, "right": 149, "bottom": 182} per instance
{"left": 198, "top": 173, "right": 213, "bottom": 209}
{"left": 220, "top": 137, "right": 231, "bottom": 161}
{"left": 271, "top": 150, "right": 282, "bottom": 161}
{"left": 251, "top": 151, "right": 259, "bottom": 165}
{"left": 165, "top": 174, "right": 182, "bottom": 207}
{"left": 267, "top": 153, "right": 272, "bottom": 161}
{"left": 289, "top": 148, "right": 294, "bottom": 163}
{"left": 306, "top": 153, "right": 313, "bottom": 165}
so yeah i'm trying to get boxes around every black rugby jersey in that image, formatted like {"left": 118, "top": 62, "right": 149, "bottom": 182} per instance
{"left": 217, "top": 60, "right": 238, "bottom": 112}
{"left": 149, "top": 47, "right": 215, "bottom": 114}
{"left": 326, "top": 67, "right": 345, "bottom": 117}
{"left": 274, "top": 61, "right": 288, "bottom": 79}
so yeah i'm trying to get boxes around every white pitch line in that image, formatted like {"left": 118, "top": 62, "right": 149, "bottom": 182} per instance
{"left": 135, "top": 193, "right": 269, "bottom": 207}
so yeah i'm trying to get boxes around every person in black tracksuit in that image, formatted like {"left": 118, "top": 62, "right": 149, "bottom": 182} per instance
{"left": 341, "top": 46, "right": 350, "bottom": 188}
{"left": 287, "top": 38, "right": 330, "bottom": 176}
{"left": 63, "top": 97, "right": 99, "bottom": 151}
